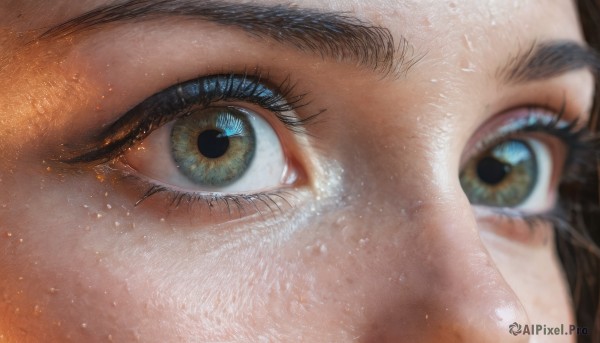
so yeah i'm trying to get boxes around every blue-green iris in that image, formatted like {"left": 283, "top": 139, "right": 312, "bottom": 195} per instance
{"left": 171, "top": 107, "right": 256, "bottom": 187}
{"left": 460, "top": 139, "right": 537, "bottom": 207}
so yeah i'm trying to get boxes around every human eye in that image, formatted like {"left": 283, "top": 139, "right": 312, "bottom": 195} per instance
{"left": 60, "top": 72, "right": 317, "bottom": 215}
{"left": 459, "top": 105, "right": 594, "bottom": 220}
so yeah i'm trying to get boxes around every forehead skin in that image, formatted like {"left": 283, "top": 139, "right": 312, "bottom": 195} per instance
{"left": 0, "top": 0, "right": 589, "bottom": 141}
{"left": 0, "top": 0, "right": 591, "bottom": 342}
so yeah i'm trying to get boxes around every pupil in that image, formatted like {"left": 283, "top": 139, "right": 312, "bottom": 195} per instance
{"left": 476, "top": 156, "right": 511, "bottom": 185}
{"left": 197, "top": 129, "right": 230, "bottom": 159}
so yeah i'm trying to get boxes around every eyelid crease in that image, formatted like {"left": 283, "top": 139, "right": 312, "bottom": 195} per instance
{"left": 58, "top": 71, "right": 321, "bottom": 165}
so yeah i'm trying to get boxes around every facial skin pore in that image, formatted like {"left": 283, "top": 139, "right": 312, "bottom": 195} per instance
{"left": 0, "top": 0, "right": 595, "bottom": 342}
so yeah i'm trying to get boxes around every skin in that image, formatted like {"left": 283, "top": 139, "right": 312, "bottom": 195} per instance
{"left": 0, "top": 0, "right": 594, "bottom": 342}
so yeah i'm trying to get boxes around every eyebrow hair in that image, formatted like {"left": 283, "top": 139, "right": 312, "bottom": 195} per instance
{"left": 499, "top": 41, "right": 600, "bottom": 84}
{"left": 38, "top": 0, "right": 419, "bottom": 77}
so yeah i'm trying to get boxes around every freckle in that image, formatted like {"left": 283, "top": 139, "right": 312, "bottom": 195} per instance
{"left": 33, "top": 304, "right": 43, "bottom": 317}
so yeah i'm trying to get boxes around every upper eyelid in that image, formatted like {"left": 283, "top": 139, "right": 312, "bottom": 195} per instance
{"left": 58, "top": 73, "right": 318, "bottom": 165}
{"left": 461, "top": 107, "right": 594, "bottom": 174}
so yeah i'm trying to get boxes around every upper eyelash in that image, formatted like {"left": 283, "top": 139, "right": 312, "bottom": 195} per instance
{"left": 469, "top": 105, "right": 599, "bottom": 226}
{"left": 473, "top": 106, "right": 597, "bottom": 181}
{"left": 59, "top": 70, "right": 321, "bottom": 165}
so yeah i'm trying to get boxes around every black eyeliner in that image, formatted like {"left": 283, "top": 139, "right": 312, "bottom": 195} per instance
{"left": 60, "top": 72, "right": 318, "bottom": 165}
{"left": 518, "top": 107, "right": 597, "bottom": 182}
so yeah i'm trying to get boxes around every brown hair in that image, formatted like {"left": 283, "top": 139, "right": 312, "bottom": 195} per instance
{"left": 559, "top": 1, "right": 600, "bottom": 342}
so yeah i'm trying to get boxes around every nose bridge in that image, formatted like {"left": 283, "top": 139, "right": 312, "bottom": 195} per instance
{"left": 403, "top": 199, "right": 530, "bottom": 341}
{"left": 321, "top": 106, "right": 531, "bottom": 341}
{"left": 335, "top": 171, "right": 532, "bottom": 341}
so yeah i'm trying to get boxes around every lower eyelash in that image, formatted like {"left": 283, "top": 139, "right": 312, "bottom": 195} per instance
{"left": 122, "top": 173, "right": 297, "bottom": 218}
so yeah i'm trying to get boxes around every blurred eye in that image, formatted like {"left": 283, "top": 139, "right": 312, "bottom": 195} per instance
{"left": 459, "top": 108, "right": 587, "bottom": 214}
{"left": 124, "top": 105, "right": 288, "bottom": 193}
{"left": 460, "top": 138, "right": 551, "bottom": 211}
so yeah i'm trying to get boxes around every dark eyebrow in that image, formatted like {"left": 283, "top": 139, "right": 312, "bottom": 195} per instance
{"left": 38, "top": 0, "right": 419, "bottom": 77}
{"left": 499, "top": 41, "right": 600, "bottom": 84}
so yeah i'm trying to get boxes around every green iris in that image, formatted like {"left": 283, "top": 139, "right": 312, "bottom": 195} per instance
{"left": 460, "top": 139, "right": 537, "bottom": 207}
{"left": 171, "top": 107, "right": 256, "bottom": 187}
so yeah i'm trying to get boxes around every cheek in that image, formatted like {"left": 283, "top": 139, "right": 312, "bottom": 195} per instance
{"left": 480, "top": 225, "right": 574, "bottom": 327}
{"left": 0, "top": 169, "right": 156, "bottom": 340}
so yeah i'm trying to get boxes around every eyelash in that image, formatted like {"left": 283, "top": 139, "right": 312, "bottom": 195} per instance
{"left": 61, "top": 70, "right": 320, "bottom": 216}
{"left": 61, "top": 72, "right": 596, "bottom": 222}
{"left": 474, "top": 105, "right": 597, "bottom": 228}
{"left": 62, "top": 70, "right": 319, "bottom": 165}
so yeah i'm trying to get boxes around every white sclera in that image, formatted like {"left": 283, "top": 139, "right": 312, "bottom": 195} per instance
{"left": 513, "top": 138, "right": 553, "bottom": 213}
{"left": 124, "top": 107, "right": 286, "bottom": 194}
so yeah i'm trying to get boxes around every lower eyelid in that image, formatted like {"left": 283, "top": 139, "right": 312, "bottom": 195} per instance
{"left": 475, "top": 208, "right": 555, "bottom": 246}
{"left": 98, "top": 163, "right": 302, "bottom": 222}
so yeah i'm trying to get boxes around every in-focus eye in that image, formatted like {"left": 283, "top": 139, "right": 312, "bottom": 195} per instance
{"left": 124, "top": 105, "right": 289, "bottom": 193}
{"left": 61, "top": 73, "right": 315, "bottom": 205}
{"left": 171, "top": 107, "right": 257, "bottom": 187}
